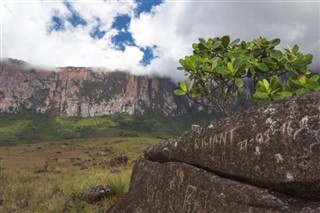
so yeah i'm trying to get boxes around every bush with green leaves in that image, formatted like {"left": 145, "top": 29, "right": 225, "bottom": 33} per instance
{"left": 174, "top": 35, "right": 320, "bottom": 116}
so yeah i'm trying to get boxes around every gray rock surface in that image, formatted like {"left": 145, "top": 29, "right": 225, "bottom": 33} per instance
{"left": 145, "top": 92, "right": 320, "bottom": 199}
{"left": 108, "top": 158, "right": 320, "bottom": 213}
{"left": 83, "top": 185, "right": 111, "bottom": 204}
{"left": 109, "top": 92, "right": 320, "bottom": 213}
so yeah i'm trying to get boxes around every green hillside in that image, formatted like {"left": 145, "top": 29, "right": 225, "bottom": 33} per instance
{"left": 0, "top": 112, "right": 216, "bottom": 146}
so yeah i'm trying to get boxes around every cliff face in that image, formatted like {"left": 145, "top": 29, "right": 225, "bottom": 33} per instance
{"left": 0, "top": 59, "right": 201, "bottom": 117}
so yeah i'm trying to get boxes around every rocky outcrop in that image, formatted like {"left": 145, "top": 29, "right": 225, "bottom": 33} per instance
{"left": 109, "top": 92, "right": 320, "bottom": 212}
{"left": 0, "top": 58, "right": 201, "bottom": 117}
{"left": 145, "top": 92, "right": 320, "bottom": 199}
{"left": 108, "top": 159, "right": 320, "bottom": 213}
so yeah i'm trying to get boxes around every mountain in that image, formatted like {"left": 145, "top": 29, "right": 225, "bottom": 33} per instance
{"left": 0, "top": 59, "right": 204, "bottom": 117}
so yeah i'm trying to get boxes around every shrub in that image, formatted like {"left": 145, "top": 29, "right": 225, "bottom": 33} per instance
{"left": 174, "top": 35, "right": 320, "bottom": 116}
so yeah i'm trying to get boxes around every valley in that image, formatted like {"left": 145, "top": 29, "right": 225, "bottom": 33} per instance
{"left": 0, "top": 113, "right": 213, "bottom": 212}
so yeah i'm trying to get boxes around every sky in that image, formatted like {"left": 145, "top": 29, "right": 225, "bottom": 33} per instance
{"left": 1, "top": 0, "right": 320, "bottom": 81}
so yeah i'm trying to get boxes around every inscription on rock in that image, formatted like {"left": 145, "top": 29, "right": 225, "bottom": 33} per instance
{"left": 143, "top": 93, "right": 320, "bottom": 200}
{"left": 194, "top": 120, "right": 308, "bottom": 152}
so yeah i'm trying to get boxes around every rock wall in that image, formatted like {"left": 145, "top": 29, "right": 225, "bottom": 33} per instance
{"left": 109, "top": 92, "right": 320, "bottom": 212}
{"left": 0, "top": 59, "right": 201, "bottom": 117}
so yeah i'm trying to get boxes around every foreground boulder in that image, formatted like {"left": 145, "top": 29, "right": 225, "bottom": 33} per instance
{"left": 108, "top": 159, "right": 320, "bottom": 213}
{"left": 110, "top": 154, "right": 129, "bottom": 167}
{"left": 83, "top": 185, "right": 111, "bottom": 204}
{"left": 145, "top": 92, "right": 320, "bottom": 199}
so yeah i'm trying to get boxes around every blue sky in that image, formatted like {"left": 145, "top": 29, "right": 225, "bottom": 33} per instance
{"left": 2, "top": 1, "right": 319, "bottom": 81}
{"left": 46, "top": 0, "right": 162, "bottom": 66}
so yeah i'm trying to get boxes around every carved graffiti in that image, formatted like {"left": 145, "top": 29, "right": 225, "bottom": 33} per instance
{"left": 182, "top": 185, "right": 197, "bottom": 213}
{"left": 194, "top": 128, "right": 237, "bottom": 151}
{"left": 236, "top": 121, "right": 306, "bottom": 151}
{"left": 194, "top": 120, "right": 309, "bottom": 152}
{"left": 237, "top": 129, "right": 271, "bottom": 151}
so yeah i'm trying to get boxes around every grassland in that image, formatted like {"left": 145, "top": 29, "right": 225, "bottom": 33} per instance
{"left": 0, "top": 136, "right": 162, "bottom": 212}
{"left": 0, "top": 112, "right": 214, "bottom": 212}
{"left": 0, "top": 112, "right": 213, "bottom": 146}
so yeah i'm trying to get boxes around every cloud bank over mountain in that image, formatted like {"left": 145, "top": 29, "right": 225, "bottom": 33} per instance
{"left": 2, "top": 0, "right": 319, "bottom": 81}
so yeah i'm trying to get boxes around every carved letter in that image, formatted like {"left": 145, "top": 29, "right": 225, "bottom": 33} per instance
{"left": 194, "top": 138, "right": 201, "bottom": 150}
{"left": 264, "top": 129, "right": 270, "bottom": 143}
{"left": 293, "top": 127, "right": 304, "bottom": 140}
{"left": 237, "top": 139, "right": 248, "bottom": 151}
{"left": 229, "top": 128, "right": 237, "bottom": 145}
{"left": 255, "top": 133, "right": 264, "bottom": 144}
{"left": 203, "top": 137, "right": 210, "bottom": 148}
{"left": 212, "top": 134, "right": 219, "bottom": 145}
{"left": 182, "top": 185, "right": 197, "bottom": 212}
{"left": 219, "top": 131, "right": 228, "bottom": 146}
{"left": 286, "top": 121, "right": 294, "bottom": 137}
{"left": 280, "top": 122, "right": 294, "bottom": 136}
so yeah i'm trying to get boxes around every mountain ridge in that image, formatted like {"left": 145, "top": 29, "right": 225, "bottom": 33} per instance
{"left": 0, "top": 58, "right": 205, "bottom": 117}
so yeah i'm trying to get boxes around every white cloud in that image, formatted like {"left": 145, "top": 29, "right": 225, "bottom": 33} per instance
{"left": 2, "top": 1, "right": 145, "bottom": 72}
{"left": 131, "top": 1, "right": 320, "bottom": 81}
{"left": 1, "top": 1, "right": 319, "bottom": 82}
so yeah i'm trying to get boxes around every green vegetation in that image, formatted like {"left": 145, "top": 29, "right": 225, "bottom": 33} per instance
{"left": 0, "top": 112, "right": 215, "bottom": 212}
{"left": 174, "top": 35, "right": 320, "bottom": 116}
{"left": 0, "top": 112, "right": 213, "bottom": 146}
{"left": 0, "top": 136, "right": 161, "bottom": 212}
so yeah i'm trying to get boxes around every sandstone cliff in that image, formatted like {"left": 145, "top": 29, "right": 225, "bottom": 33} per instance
{"left": 0, "top": 59, "right": 202, "bottom": 117}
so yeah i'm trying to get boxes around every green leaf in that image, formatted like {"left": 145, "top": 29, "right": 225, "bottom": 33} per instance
{"left": 203, "top": 64, "right": 213, "bottom": 72}
{"left": 292, "top": 44, "right": 299, "bottom": 54}
{"left": 270, "top": 76, "right": 281, "bottom": 91}
{"left": 215, "top": 67, "right": 230, "bottom": 75}
{"left": 233, "top": 58, "right": 247, "bottom": 72}
{"left": 270, "top": 38, "right": 281, "bottom": 47}
{"left": 286, "top": 44, "right": 292, "bottom": 54}
{"left": 272, "top": 92, "right": 292, "bottom": 100}
{"left": 211, "top": 60, "right": 218, "bottom": 68}
{"left": 209, "top": 57, "right": 219, "bottom": 68}
{"left": 241, "top": 41, "right": 247, "bottom": 49}
{"left": 306, "top": 80, "right": 320, "bottom": 90}
{"left": 198, "top": 43, "right": 207, "bottom": 50}
{"left": 287, "top": 77, "right": 301, "bottom": 90}
{"left": 305, "top": 70, "right": 312, "bottom": 75}
{"left": 299, "top": 76, "right": 307, "bottom": 86}
{"left": 227, "top": 62, "right": 233, "bottom": 72}
{"left": 174, "top": 89, "right": 186, "bottom": 96}
{"left": 309, "top": 75, "right": 320, "bottom": 82}
{"left": 256, "top": 63, "right": 269, "bottom": 72}
{"left": 249, "top": 67, "right": 255, "bottom": 76}
{"left": 270, "top": 50, "right": 283, "bottom": 61}
{"left": 304, "top": 54, "right": 313, "bottom": 62}
{"left": 263, "top": 79, "right": 270, "bottom": 90}
{"left": 179, "top": 82, "right": 188, "bottom": 92}
{"left": 230, "top": 38, "right": 240, "bottom": 47}
{"left": 188, "top": 80, "right": 194, "bottom": 91}
{"left": 235, "top": 78, "right": 244, "bottom": 88}
{"left": 222, "top": 35, "right": 230, "bottom": 48}
{"left": 192, "top": 43, "right": 198, "bottom": 50}
{"left": 253, "top": 91, "right": 269, "bottom": 100}
{"left": 296, "top": 88, "right": 306, "bottom": 95}
{"left": 199, "top": 38, "right": 206, "bottom": 45}
{"left": 212, "top": 41, "right": 221, "bottom": 49}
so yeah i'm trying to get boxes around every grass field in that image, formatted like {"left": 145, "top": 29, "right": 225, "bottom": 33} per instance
{"left": 0, "top": 136, "right": 162, "bottom": 212}
{"left": 0, "top": 112, "right": 215, "bottom": 212}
